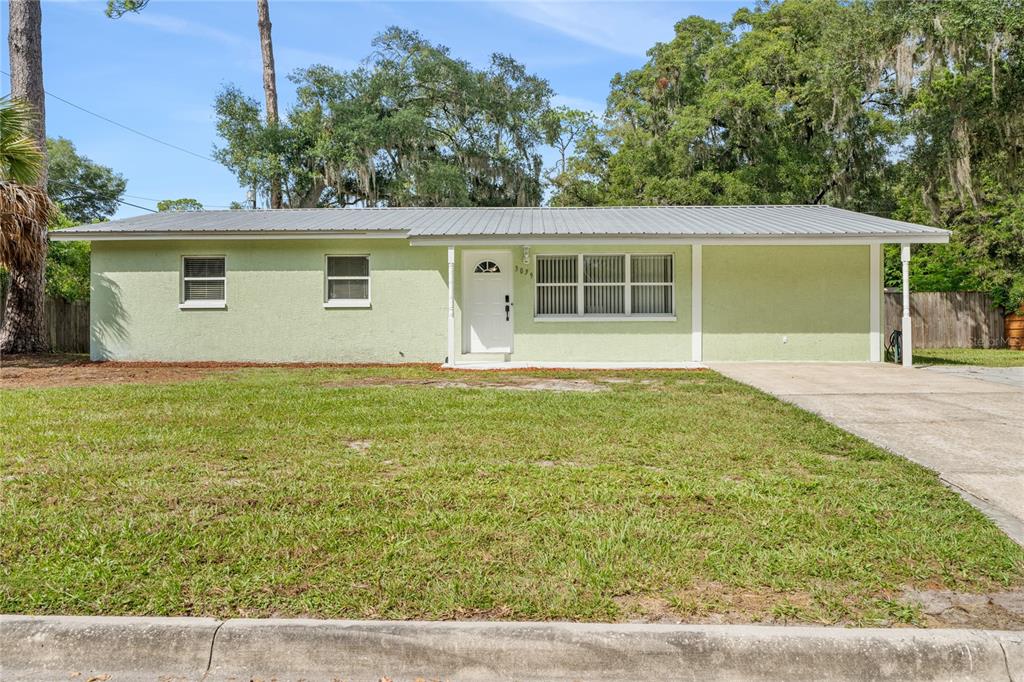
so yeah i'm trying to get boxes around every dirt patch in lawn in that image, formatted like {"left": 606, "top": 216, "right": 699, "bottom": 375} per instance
{"left": 1, "top": 355, "right": 235, "bottom": 389}
{"left": 533, "top": 459, "right": 593, "bottom": 468}
{"left": 902, "top": 588, "right": 1024, "bottom": 629}
{"left": 614, "top": 585, "right": 1024, "bottom": 628}
{"left": 324, "top": 376, "right": 610, "bottom": 392}
{"left": 0, "top": 354, "right": 446, "bottom": 389}
{"left": 4, "top": 354, "right": 694, "bottom": 390}
{"left": 615, "top": 582, "right": 816, "bottom": 625}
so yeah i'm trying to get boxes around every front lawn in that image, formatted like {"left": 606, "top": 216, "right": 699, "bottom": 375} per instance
{"left": 2, "top": 365, "right": 1022, "bottom": 626}
{"left": 914, "top": 348, "right": 1024, "bottom": 367}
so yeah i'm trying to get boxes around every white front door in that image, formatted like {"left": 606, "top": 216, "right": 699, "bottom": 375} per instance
{"left": 463, "top": 251, "right": 513, "bottom": 353}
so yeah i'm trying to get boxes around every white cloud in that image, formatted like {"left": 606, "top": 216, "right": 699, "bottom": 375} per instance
{"left": 551, "top": 93, "right": 606, "bottom": 117}
{"left": 494, "top": 1, "right": 680, "bottom": 58}
{"left": 120, "top": 12, "right": 244, "bottom": 48}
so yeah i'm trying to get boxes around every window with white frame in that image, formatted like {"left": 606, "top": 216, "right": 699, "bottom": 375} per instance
{"left": 325, "top": 255, "right": 370, "bottom": 306}
{"left": 536, "top": 255, "right": 578, "bottom": 315}
{"left": 584, "top": 254, "right": 626, "bottom": 315}
{"left": 181, "top": 256, "right": 226, "bottom": 306}
{"left": 630, "top": 254, "right": 674, "bottom": 314}
{"left": 535, "top": 254, "right": 673, "bottom": 317}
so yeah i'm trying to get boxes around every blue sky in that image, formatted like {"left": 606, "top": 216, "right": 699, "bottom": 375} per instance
{"left": 2, "top": 0, "right": 744, "bottom": 218}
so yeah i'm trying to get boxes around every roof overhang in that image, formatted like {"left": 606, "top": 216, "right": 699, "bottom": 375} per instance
{"left": 48, "top": 206, "right": 952, "bottom": 245}
{"left": 407, "top": 232, "right": 951, "bottom": 246}
{"left": 48, "top": 230, "right": 410, "bottom": 242}
{"left": 50, "top": 230, "right": 951, "bottom": 245}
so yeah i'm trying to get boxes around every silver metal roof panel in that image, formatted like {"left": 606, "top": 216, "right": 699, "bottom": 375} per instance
{"left": 51, "top": 205, "right": 950, "bottom": 242}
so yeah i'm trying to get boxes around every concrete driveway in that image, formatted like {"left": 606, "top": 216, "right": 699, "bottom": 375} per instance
{"left": 710, "top": 362, "right": 1024, "bottom": 545}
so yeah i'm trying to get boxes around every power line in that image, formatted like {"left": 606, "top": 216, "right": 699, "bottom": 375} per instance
{"left": 123, "top": 193, "right": 235, "bottom": 209}
{"left": 47, "top": 182, "right": 235, "bottom": 211}
{"left": 116, "top": 198, "right": 157, "bottom": 213}
{"left": 45, "top": 181, "right": 156, "bottom": 213}
{"left": 2, "top": 69, "right": 219, "bottom": 164}
{"left": 122, "top": 193, "right": 175, "bottom": 202}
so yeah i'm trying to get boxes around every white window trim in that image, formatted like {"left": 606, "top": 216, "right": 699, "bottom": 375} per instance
{"left": 534, "top": 253, "right": 675, "bottom": 320}
{"left": 179, "top": 298, "right": 227, "bottom": 310}
{"left": 180, "top": 255, "right": 226, "bottom": 310}
{"left": 324, "top": 254, "right": 371, "bottom": 308}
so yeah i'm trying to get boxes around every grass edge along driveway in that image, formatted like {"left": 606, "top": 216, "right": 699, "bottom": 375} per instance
{"left": 2, "top": 365, "right": 1022, "bottom": 626}
{"left": 914, "top": 348, "right": 1024, "bottom": 367}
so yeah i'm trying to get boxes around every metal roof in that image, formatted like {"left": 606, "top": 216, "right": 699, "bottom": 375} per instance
{"left": 54, "top": 208, "right": 408, "bottom": 234}
{"left": 51, "top": 205, "right": 950, "bottom": 243}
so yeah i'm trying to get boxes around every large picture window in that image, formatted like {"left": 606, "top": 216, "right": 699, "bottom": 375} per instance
{"left": 535, "top": 254, "right": 674, "bottom": 318}
{"left": 181, "top": 256, "right": 226, "bottom": 308}
{"left": 325, "top": 255, "right": 371, "bottom": 307}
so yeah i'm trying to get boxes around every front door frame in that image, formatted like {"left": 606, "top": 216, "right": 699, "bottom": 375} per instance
{"left": 461, "top": 249, "right": 514, "bottom": 354}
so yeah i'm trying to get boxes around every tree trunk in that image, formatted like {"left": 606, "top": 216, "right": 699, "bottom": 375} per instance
{"left": 8, "top": 0, "right": 46, "bottom": 188}
{"left": 2, "top": 0, "right": 49, "bottom": 354}
{"left": 257, "top": 0, "right": 282, "bottom": 209}
{"left": 0, "top": 268, "right": 48, "bottom": 354}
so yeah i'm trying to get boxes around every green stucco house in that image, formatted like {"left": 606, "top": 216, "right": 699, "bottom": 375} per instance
{"left": 51, "top": 205, "right": 948, "bottom": 367}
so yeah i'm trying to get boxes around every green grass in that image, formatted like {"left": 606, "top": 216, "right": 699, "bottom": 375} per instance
{"left": 914, "top": 348, "right": 1024, "bottom": 367}
{"left": 2, "top": 366, "right": 1022, "bottom": 626}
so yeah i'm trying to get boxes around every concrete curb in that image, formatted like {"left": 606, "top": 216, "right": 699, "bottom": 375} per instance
{"left": 2, "top": 615, "right": 1022, "bottom": 681}
{"left": 0, "top": 615, "right": 221, "bottom": 681}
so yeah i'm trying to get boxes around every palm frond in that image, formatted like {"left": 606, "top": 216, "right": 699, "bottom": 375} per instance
{"left": 0, "top": 181, "right": 53, "bottom": 270}
{"left": 0, "top": 96, "right": 45, "bottom": 185}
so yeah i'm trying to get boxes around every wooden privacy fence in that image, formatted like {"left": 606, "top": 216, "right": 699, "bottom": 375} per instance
{"left": 884, "top": 291, "right": 1005, "bottom": 349}
{"left": 0, "top": 286, "right": 90, "bottom": 353}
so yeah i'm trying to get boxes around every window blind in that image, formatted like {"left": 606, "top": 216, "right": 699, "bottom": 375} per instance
{"left": 536, "top": 255, "right": 577, "bottom": 315}
{"left": 583, "top": 255, "right": 625, "bottom": 315}
{"left": 182, "top": 256, "right": 226, "bottom": 302}
{"left": 326, "top": 255, "right": 371, "bottom": 304}
{"left": 630, "top": 254, "right": 673, "bottom": 315}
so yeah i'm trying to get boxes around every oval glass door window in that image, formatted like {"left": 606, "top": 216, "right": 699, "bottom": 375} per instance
{"left": 474, "top": 260, "right": 501, "bottom": 273}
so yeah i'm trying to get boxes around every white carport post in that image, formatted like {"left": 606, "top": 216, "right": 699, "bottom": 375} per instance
{"left": 869, "top": 243, "right": 881, "bottom": 362}
{"left": 901, "top": 243, "right": 912, "bottom": 367}
{"left": 447, "top": 246, "right": 456, "bottom": 366}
